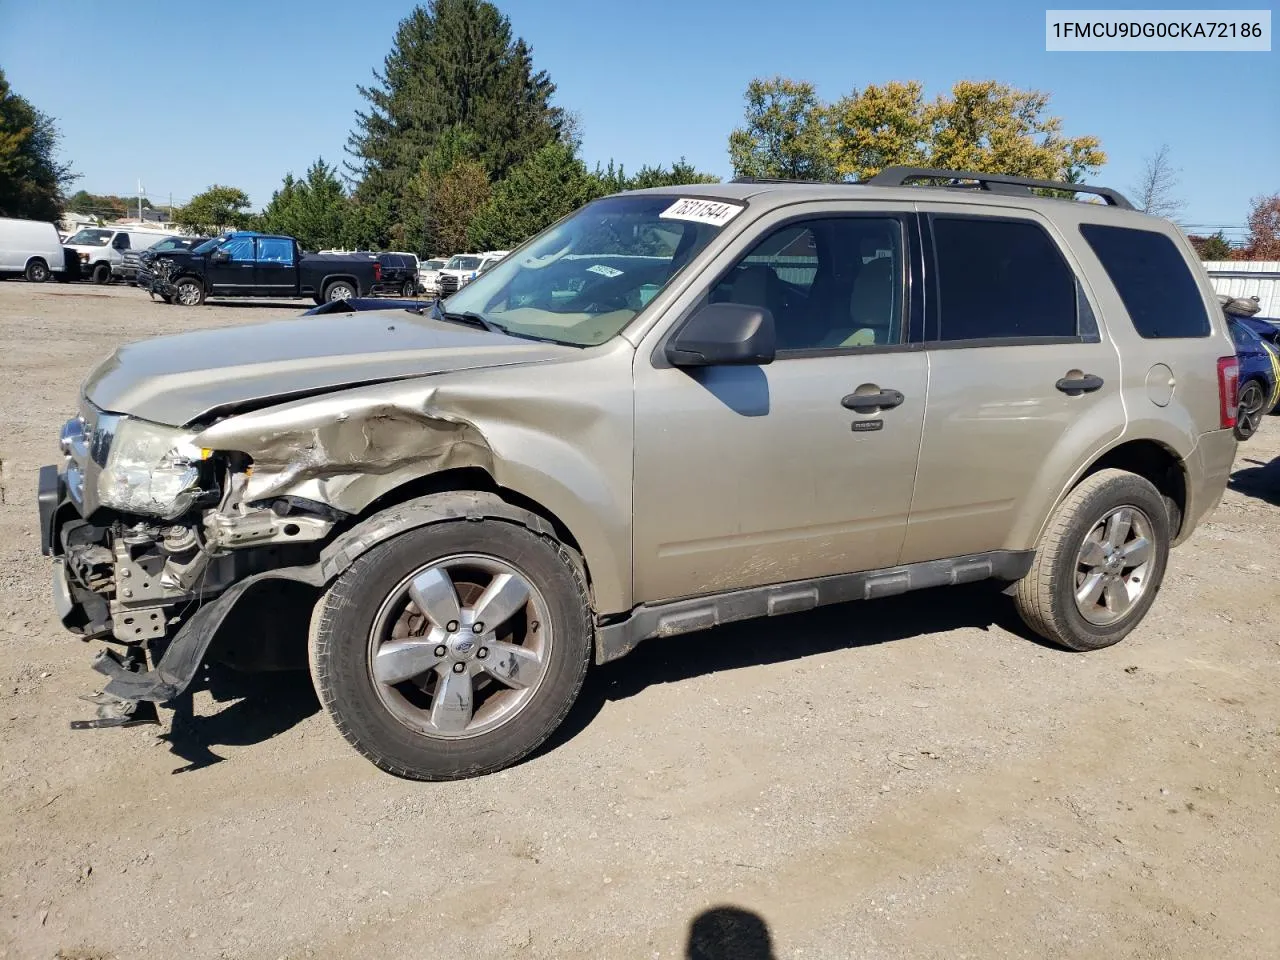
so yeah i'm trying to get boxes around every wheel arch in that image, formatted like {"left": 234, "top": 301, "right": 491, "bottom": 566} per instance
{"left": 321, "top": 273, "right": 360, "bottom": 295}
{"left": 1046, "top": 438, "right": 1189, "bottom": 545}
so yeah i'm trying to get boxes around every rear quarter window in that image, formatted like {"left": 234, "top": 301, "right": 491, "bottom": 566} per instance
{"left": 1079, "top": 223, "right": 1210, "bottom": 339}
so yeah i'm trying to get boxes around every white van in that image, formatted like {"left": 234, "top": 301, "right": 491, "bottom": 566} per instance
{"left": 0, "top": 216, "right": 67, "bottom": 283}
{"left": 63, "top": 226, "right": 181, "bottom": 284}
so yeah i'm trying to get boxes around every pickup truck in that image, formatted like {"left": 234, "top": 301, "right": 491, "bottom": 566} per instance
{"left": 150, "top": 232, "right": 381, "bottom": 306}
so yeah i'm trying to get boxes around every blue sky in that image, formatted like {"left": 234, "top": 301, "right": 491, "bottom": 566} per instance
{"left": 1, "top": 0, "right": 1274, "bottom": 236}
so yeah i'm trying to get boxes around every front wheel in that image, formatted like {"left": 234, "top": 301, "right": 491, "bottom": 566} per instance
{"left": 173, "top": 278, "right": 205, "bottom": 306}
{"left": 309, "top": 512, "right": 592, "bottom": 780}
{"left": 1015, "top": 469, "right": 1170, "bottom": 651}
{"left": 1235, "top": 380, "right": 1267, "bottom": 441}
{"left": 25, "top": 258, "right": 49, "bottom": 283}
{"left": 91, "top": 262, "right": 111, "bottom": 285}
{"left": 324, "top": 280, "right": 355, "bottom": 302}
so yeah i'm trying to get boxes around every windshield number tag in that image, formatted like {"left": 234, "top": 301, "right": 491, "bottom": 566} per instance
{"left": 587, "top": 264, "right": 623, "bottom": 278}
{"left": 660, "top": 198, "right": 744, "bottom": 227}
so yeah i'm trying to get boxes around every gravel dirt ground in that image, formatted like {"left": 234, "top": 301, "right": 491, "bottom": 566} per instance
{"left": 1, "top": 281, "right": 1278, "bottom": 960}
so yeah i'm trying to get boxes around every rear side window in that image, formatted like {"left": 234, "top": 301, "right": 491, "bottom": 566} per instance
{"left": 931, "top": 216, "right": 1078, "bottom": 341}
{"left": 257, "top": 237, "right": 294, "bottom": 264}
{"left": 1079, "top": 224, "right": 1210, "bottom": 338}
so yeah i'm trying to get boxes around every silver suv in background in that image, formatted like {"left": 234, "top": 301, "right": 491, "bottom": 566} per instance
{"left": 39, "top": 167, "right": 1238, "bottom": 780}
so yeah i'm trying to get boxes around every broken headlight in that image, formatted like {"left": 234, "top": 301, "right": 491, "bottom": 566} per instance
{"left": 97, "top": 415, "right": 210, "bottom": 519}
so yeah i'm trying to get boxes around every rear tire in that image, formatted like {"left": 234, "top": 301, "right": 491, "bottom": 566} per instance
{"left": 324, "top": 280, "right": 355, "bottom": 302}
{"left": 1015, "top": 469, "right": 1169, "bottom": 651}
{"left": 91, "top": 262, "right": 111, "bottom": 285}
{"left": 25, "top": 258, "right": 49, "bottom": 283}
{"left": 309, "top": 510, "right": 592, "bottom": 780}
{"left": 401, "top": 280, "right": 417, "bottom": 298}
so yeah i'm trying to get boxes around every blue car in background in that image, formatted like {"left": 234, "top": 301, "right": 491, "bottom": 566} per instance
{"left": 1227, "top": 316, "right": 1280, "bottom": 441}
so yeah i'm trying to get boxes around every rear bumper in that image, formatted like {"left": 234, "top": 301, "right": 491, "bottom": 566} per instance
{"left": 1177, "top": 429, "right": 1237, "bottom": 543}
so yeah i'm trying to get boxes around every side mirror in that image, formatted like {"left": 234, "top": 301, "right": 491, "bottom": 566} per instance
{"left": 666, "top": 302, "right": 776, "bottom": 368}
{"left": 210, "top": 249, "right": 230, "bottom": 263}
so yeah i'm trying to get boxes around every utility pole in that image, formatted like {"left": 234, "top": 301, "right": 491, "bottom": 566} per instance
{"left": 137, "top": 179, "right": 144, "bottom": 221}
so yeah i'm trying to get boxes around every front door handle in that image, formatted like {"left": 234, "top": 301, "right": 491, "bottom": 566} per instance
{"left": 842, "top": 388, "right": 905, "bottom": 412}
{"left": 1055, "top": 373, "right": 1105, "bottom": 395}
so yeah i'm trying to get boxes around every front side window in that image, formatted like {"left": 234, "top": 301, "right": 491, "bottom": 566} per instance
{"left": 67, "top": 229, "right": 111, "bottom": 246}
{"left": 222, "top": 236, "right": 255, "bottom": 261}
{"left": 932, "top": 216, "right": 1078, "bottom": 342}
{"left": 1079, "top": 223, "right": 1210, "bottom": 339}
{"left": 112, "top": 233, "right": 130, "bottom": 250}
{"left": 709, "top": 217, "right": 904, "bottom": 351}
{"left": 257, "top": 237, "right": 294, "bottom": 264}
{"left": 446, "top": 194, "right": 732, "bottom": 346}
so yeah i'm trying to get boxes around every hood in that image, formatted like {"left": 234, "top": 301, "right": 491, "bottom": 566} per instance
{"left": 83, "top": 309, "right": 577, "bottom": 426}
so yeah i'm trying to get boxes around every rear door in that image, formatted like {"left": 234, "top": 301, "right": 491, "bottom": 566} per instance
{"left": 254, "top": 236, "right": 297, "bottom": 295}
{"left": 899, "top": 206, "right": 1125, "bottom": 564}
{"left": 207, "top": 235, "right": 256, "bottom": 295}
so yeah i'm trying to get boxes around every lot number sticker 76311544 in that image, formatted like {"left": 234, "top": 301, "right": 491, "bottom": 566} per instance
{"left": 659, "top": 198, "right": 745, "bottom": 227}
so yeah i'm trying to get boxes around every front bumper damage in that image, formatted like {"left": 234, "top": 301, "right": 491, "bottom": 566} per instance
{"left": 40, "top": 458, "right": 337, "bottom": 728}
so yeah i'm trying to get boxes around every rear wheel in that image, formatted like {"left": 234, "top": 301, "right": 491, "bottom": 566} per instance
{"left": 1015, "top": 469, "right": 1169, "bottom": 651}
{"left": 324, "top": 280, "right": 355, "bottom": 302}
{"left": 91, "top": 262, "right": 111, "bottom": 285}
{"left": 1235, "top": 380, "right": 1267, "bottom": 441}
{"left": 401, "top": 280, "right": 417, "bottom": 298}
{"left": 174, "top": 278, "right": 205, "bottom": 306}
{"left": 309, "top": 512, "right": 592, "bottom": 780}
{"left": 25, "top": 258, "right": 49, "bottom": 283}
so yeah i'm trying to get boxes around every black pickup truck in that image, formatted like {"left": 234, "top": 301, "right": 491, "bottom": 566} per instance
{"left": 150, "top": 232, "right": 382, "bottom": 306}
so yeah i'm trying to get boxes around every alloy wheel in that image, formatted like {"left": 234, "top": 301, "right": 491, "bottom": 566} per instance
{"left": 1074, "top": 506, "right": 1155, "bottom": 626}
{"left": 1236, "top": 381, "right": 1265, "bottom": 440}
{"left": 367, "top": 553, "right": 553, "bottom": 739}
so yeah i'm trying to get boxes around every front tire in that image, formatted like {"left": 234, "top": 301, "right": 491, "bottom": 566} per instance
{"left": 1235, "top": 379, "right": 1267, "bottom": 441}
{"left": 1015, "top": 469, "right": 1169, "bottom": 651}
{"left": 174, "top": 278, "right": 205, "bottom": 306}
{"left": 25, "top": 258, "right": 49, "bottom": 283}
{"left": 91, "top": 262, "right": 111, "bottom": 285}
{"left": 309, "top": 512, "right": 592, "bottom": 780}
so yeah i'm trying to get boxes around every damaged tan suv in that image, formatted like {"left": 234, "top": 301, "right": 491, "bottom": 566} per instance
{"left": 40, "top": 168, "right": 1239, "bottom": 780}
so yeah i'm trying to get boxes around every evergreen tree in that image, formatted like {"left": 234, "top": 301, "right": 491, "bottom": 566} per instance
{"left": 260, "top": 160, "right": 349, "bottom": 251}
{"left": 345, "top": 0, "right": 563, "bottom": 243}
{"left": 469, "top": 142, "right": 600, "bottom": 250}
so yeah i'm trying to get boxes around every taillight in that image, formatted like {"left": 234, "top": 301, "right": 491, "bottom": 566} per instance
{"left": 373, "top": 262, "right": 382, "bottom": 281}
{"left": 1217, "top": 355, "right": 1240, "bottom": 429}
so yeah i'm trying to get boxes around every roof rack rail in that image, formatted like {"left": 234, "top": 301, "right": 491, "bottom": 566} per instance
{"left": 865, "top": 166, "right": 1134, "bottom": 210}
{"left": 730, "top": 176, "right": 830, "bottom": 185}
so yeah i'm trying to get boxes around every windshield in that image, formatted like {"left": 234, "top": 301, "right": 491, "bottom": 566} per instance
{"left": 445, "top": 194, "right": 736, "bottom": 346}
{"left": 192, "top": 238, "right": 220, "bottom": 254}
{"left": 447, "top": 256, "right": 481, "bottom": 270}
{"left": 424, "top": 259, "right": 445, "bottom": 270}
{"left": 66, "top": 228, "right": 111, "bottom": 246}
{"left": 148, "top": 237, "right": 195, "bottom": 252}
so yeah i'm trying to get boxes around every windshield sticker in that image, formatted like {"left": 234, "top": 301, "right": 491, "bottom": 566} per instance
{"left": 659, "top": 198, "right": 744, "bottom": 227}
{"left": 586, "top": 264, "right": 623, "bottom": 278}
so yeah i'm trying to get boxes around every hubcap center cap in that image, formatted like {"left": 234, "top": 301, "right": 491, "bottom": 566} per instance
{"left": 449, "top": 635, "right": 479, "bottom": 659}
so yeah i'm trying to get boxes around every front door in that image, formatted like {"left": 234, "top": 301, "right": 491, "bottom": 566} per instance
{"left": 207, "top": 235, "right": 256, "bottom": 295}
{"left": 899, "top": 207, "right": 1125, "bottom": 564}
{"left": 633, "top": 209, "right": 927, "bottom": 604}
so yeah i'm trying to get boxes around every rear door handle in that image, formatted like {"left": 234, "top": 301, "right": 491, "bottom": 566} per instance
{"left": 1055, "top": 373, "right": 1105, "bottom": 395}
{"left": 842, "top": 389, "right": 905, "bottom": 412}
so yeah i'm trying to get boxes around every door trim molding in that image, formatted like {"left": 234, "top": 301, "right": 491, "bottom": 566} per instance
{"left": 594, "top": 548, "right": 1033, "bottom": 663}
